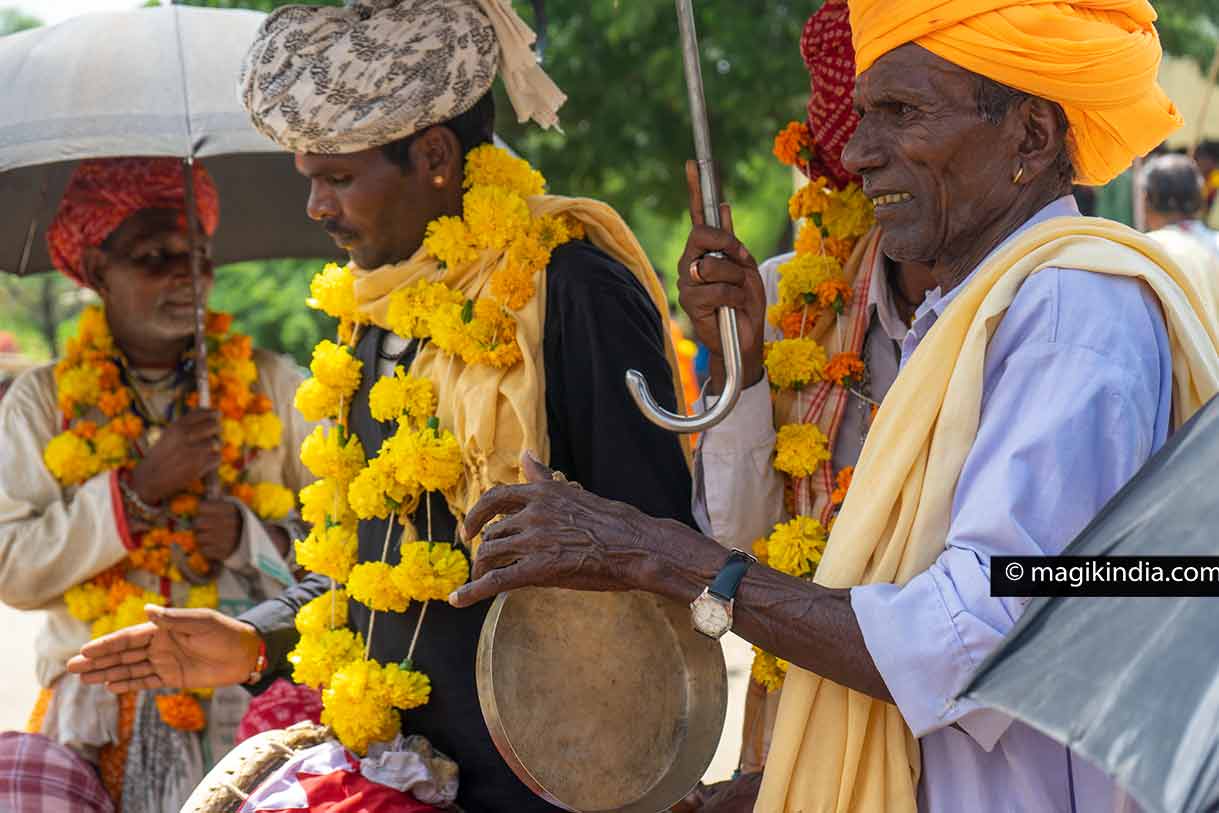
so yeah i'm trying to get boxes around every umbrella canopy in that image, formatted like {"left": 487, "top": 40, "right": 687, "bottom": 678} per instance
{"left": 962, "top": 395, "right": 1219, "bottom": 813}
{"left": 0, "top": 5, "right": 341, "bottom": 274}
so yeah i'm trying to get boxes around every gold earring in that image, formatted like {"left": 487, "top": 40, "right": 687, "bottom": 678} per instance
{"left": 432, "top": 175, "right": 445, "bottom": 188}
{"left": 1012, "top": 164, "right": 1024, "bottom": 184}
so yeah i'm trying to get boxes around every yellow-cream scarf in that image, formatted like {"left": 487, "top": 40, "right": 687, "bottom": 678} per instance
{"left": 757, "top": 216, "right": 1219, "bottom": 812}
{"left": 350, "top": 195, "right": 688, "bottom": 519}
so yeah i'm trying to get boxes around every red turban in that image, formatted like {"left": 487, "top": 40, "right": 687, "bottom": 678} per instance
{"left": 47, "top": 157, "right": 220, "bottom": 287}
{"left": 799, "top": 0, "right": 860, "bottom": 189}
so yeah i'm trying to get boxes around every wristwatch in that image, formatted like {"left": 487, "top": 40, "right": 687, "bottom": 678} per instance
{"left": 690, "top": 549, "right": 757, "bottom": 639}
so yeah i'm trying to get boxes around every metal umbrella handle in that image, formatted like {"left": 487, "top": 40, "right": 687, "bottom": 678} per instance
{"left": 625, "top": 0, "right": 743, "bottom": 434}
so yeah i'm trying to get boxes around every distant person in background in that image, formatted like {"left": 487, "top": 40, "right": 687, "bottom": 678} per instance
{"left": 0, "top": 157, "right": 315, "bottom": 813}
{"left": 1143, "top": 153, "right": 1219, "bottom": 325}
{"left": 1197, "top": 140, "right": 1219, "bottom": 228}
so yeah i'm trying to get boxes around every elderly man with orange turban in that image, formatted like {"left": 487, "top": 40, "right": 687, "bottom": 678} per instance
{"left": 440, "top": 1, "right": 1219, "bottom": 812}
{"left": 0, "top": 157, "right": 316, "bottom": 813}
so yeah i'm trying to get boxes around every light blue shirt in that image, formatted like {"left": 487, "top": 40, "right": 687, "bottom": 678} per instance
{"left": 851, "top": 197, "right": 1171, "bottom": 813}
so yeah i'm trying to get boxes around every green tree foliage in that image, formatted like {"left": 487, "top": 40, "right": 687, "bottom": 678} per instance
{"left": 1156, "top": 0, "right": 1218, "bottom": 71}
{"left": 0, "top": 7, "right": 41, "bottom": 35}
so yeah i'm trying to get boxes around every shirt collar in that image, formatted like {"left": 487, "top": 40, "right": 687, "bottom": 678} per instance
{"left": 900, "top": 195, "right": 1080, "bottom": 364}
{"left": 866, "top": 248, "right": 917, "bottom": 343}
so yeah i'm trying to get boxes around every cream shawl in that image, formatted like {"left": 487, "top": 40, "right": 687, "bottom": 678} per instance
{"left": 757, "top": 216, "right": 1219, "bottom": 811}
{"left": 351, "top": 195, "right": 687, "bottom": 519}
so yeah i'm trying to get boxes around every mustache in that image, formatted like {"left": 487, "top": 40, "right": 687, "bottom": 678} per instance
{"left": 322, "top": 219, "right": 358, "bottom": 242}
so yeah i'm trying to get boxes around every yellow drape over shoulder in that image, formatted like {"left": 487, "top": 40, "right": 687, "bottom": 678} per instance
{"left": 848, "top": 0, "right": 1181, "bottom": 185}
{"left": 350, "top": 196, "right": 686, "bottom": 519}
{"left": 757, "top": 217, "right": 1219, "bottom": 812}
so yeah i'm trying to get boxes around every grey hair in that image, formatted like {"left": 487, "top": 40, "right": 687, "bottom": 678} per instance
{"left": 1142, "top": 154, "right": 1205, "bottom": 217}
{"left": 973, "top": 74, "right": 1074, "bottom": 190}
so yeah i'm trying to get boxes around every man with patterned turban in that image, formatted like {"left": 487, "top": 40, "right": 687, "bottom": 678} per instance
{"left": 69, "top": 2, "right": 694, "bottom": 811}
{"left": 0, "top": 157, "right": 316, "bottom": 812}
{"left": 440, "top": 1, "right": 1219, "bottom": 812}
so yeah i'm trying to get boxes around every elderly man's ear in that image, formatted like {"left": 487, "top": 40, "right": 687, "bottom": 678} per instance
{"left": 1013, "top": 96, "right": 1070, "bottom": 184}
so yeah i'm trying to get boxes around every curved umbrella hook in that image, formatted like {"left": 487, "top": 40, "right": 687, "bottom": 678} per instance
{"left": 625, "top": 0, "right": 743, "bottom": 433}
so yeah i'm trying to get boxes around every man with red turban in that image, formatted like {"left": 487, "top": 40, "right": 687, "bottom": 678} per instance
{"left": 0, "top": 157, "right": 316, "bottom": 813}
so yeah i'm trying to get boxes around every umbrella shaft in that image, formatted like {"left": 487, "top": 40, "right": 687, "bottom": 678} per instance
{"left": 676, "top": 0, "right": 720, "bottom": 229}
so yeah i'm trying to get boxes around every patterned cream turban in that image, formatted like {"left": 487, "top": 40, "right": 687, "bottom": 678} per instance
{"left": 239, "top": 0, "right": 566, "bottom": 154}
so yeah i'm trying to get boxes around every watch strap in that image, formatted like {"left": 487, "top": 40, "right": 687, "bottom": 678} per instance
{"left": 708, "top": 549, "right": 756, "bottom": 602}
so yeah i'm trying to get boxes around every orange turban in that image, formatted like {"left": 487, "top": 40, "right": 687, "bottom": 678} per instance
{"left": 47, "top": 157, "right": 219, "bottom": 287}
{"left": 849, "top": 0, "right": 1182, "bottom": 186}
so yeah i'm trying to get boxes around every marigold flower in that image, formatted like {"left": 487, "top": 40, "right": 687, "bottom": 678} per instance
{"left": 288, "top": 627, "right": 363, "bottom": 689}
{"left": 250, "top": 481, "right": 296, "bottom": 521}
{"left": 777, "top": 254, "right": 842, "bottom": 307}
{"left": 241, "top": 411, "right": 283, "bottom": 450}
{"left": 392, "top": 541, "right": 469, "bottom": 602}
{"left": 299, "top": 425, "right": 365, "bottom": 482}
{"left": 155, "top": 693, "right": 206, "bottom": 731}
{"left": 831, "top": 466, "right": 854, "bottom": 505}
{"left": 774, "top": 423, "right": 831, "bottom": 479}
{"left": 424, "top": 216, "right": 479, "bottom": 269}
{"left": 169, "top": 494, "right": 200, "bottom": 517}
{"left": 750, "top": 647, "right": 789, "bottom": 692}
{"left": 295, "top": 589, "right": 349, "bottom": 637}
{"left": 825, "top": 353, "right": 865, "bottom": 388}
{"left": 186, "top": 582, "right": 219, "bottom": 609}
{"left": 385, "top": 279, "right": 466, "bottom": 340}
{"left": 44, "top": 431, "right": 100, "bottom": 486}
{"left": 309, "top": 341, "right": 362, "bottom": 395}
{"left": 308, "top": 263, "right": 360, "bottom": 322}
{"left": 64, "top": 582, "right": 109, "bottom": 623}
{"left": 295, "top": 524, "right": 358, "bottom": 583}
{"left": 764, "top": 338, "right": 828, "bottom": 391}
{"left": 205, "top": 312, "right": 233, "bottom": 336}
{"left": 368, "top": 368, "right": 436, "bottom": 425}
{"left": 765, "top": 516, "right": 827, "bottom": 578}
{"left": 348, "top": 562, "right": 409, "bottom": 613}
{"left": 464, "top": 144, "right": 546, "bottom": 197}
{"left": 788, "top": 177, "right": 832, "bottom": 221}
{"left": 463, "top": 186, "right": 531, "bottom": 253}
{"left": 773, "top": 121, "right": 812, "bottom": 167}
{"left": 300, "top": 477, "right": 355, "bottom": 529}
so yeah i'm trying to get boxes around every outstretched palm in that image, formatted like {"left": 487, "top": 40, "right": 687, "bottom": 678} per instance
{"left": 67, "top": 607, "right": 261, "bottom": 693}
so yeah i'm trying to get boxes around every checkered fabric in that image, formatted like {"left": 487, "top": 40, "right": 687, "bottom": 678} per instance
{"left": 0, "top": 732, "right": 114, "bottom": 813}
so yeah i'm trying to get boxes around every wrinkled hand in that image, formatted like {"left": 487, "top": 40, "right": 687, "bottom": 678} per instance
{"left": 449, "top": 451, "right": 670, "bottom": 608}
{"left": 66, "top": 606, "right": 262, "bottom": 693}
{"left": 677, "top": 160, "right": 766, "bottom": 395}
{"left": 195, "top": 499, "right": 242, "bottom": 562}
{"left": 129, "top": 409, "right": 221, "bottom": 505}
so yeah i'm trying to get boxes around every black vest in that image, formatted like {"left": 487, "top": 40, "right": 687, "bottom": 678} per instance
{"left": 346, "top": 326, "right": 559, "bottom": 813}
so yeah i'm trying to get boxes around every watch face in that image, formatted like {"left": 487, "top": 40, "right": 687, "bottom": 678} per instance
{"left": 691, "top": 594, "right": 731, "bottom": 638}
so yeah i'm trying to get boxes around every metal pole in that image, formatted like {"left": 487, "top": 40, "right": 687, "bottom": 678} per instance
{"left": 624, "top": 0, "right": 743, "bottom": 433}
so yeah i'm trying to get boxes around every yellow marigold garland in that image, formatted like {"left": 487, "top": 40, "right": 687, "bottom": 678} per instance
{"left": 48, "top": 308, "right": 290, "bottom": 730}
{"left": 752, "top": 128, "right": 880, "bottom": 689}
{"left": 288, "top": 144, "right": 567, "bottom": 754}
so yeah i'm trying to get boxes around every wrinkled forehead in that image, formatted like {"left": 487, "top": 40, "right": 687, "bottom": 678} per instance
{"left": 854, "top": 43, "right": 977, "bottom": 111}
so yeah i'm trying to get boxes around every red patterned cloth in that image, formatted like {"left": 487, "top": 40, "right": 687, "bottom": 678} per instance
{"left": 47, "top": 157, "right": 220, "bottom": 287}
{"left": 799, "top": 0, "right": 860, "bottom": 188}
{"left": 0, "top": 732, "right": 114, "bottom": 813}
{"left": 236, "top": 678, "right": 324, "bottom": 744}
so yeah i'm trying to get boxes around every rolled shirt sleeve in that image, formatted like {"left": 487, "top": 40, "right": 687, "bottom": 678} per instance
{"left": 851, "top": 268, "right": 1172, "bottom": 749}
{"left": 692, "top": 376, "right": 786, "bottom": 548}
{"left": 0, "top": 367, "right": 129, "bottom": 610}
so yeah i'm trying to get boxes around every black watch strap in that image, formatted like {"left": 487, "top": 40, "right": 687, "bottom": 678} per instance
{"left": 708, "top": 549, "right": 757, "bottom": 602}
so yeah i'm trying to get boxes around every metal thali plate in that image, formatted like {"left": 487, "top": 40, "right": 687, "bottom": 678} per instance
{"left": 476, "top": 588, "right": 728, "bottom": 813}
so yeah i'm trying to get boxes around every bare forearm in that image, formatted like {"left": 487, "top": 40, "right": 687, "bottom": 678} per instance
{"left": 636, "top": 520, "right": 892, "bottom": 702}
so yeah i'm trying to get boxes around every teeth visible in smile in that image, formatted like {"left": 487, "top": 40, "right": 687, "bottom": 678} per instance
{"left": 872, "top": 192, "right": 912, "bottom": 206}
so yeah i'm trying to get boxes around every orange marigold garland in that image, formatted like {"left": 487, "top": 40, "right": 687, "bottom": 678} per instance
{"left": 49, "top": 306, "right": 291, "bottom": 731}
